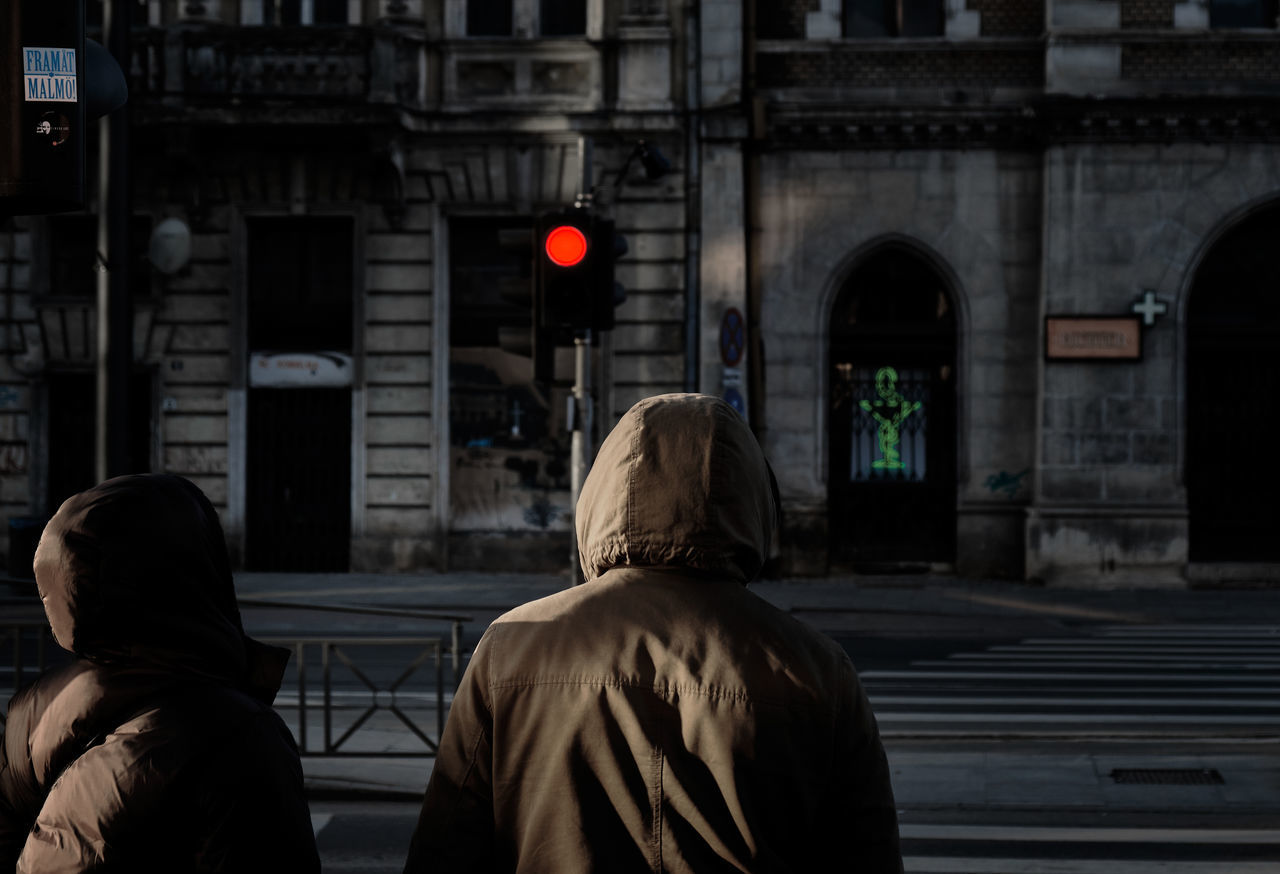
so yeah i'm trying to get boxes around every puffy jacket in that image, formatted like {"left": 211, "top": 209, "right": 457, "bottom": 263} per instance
{"left": 405, "top": 394, "right": 901, "bottom": 873}
{"left": 0, "top": 474, "right": 320, "bottom": 873}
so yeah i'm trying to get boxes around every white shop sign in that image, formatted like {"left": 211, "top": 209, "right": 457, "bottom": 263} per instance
{"left": 249, "top": 352, "right": 352, "bottom": 387}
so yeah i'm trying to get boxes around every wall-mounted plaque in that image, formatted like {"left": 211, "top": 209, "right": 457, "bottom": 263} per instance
{"left": 249, "top": 351, "right": 352, "bottom": 387}
{"left": 1045, "top": 316, "right": 1142, "bottom": 361}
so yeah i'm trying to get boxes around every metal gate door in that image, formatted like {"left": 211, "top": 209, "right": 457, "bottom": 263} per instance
{"left": 246, "top": 388, "right": 351, "bottom": 571}
{"left": 828, "top": 246, "right": 957, "bottom": 568}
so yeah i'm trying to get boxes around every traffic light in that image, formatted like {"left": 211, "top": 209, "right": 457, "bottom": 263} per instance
{"left": 2, "top": 2, "right": 129, "bottom": 216}
{"left": 536, "top": 208, "right": 596, "bottom": 331}
{"left": 536, "top": 208, "right": 629, "bottom": 333}
{"left": 591, "top": 218, "right": 627, "bottom": 332}
{"left": 2, "top": 0, "right": 86, "bottom": 215}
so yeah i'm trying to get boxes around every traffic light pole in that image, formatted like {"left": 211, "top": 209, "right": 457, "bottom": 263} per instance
{"left": 568, "top": 136, "right": 594, "bottom": 583}
{"left": 569, "top": 330, "right": 592, "bottom": 582}
{"left": 95, "top": 0, "right": 131, "bottom": 483}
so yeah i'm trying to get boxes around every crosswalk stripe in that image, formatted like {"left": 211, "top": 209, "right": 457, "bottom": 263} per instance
{"left": 861, "top": 624, "right": 1280, "bottom": 739}
{"left": 903, "top": 858, "right": 1278, "bottom": 873}
{"left": 916, "top": 665, "right": 1280, "bottom": 670}
{"left": 951, "top": 651, "right": 1280, "bottom": 660}
{"left": 900, "top": 825, "right": 1280, "bottom": 843}
{"left": 869, "top": 695, "right": 1280, "bottom": 708}
{"left": 877, "top": 711, "right": 1278, "bottom": 724}
{"left": 998, "top": 641, "right": 1280, "bottom": 649}
{"left": 861, "top": 669, "right": 1280, "bottom": 681}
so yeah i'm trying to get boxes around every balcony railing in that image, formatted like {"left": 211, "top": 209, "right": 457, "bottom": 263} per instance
{"left": 124, "top": 24, "right": 606, "bottom": 117}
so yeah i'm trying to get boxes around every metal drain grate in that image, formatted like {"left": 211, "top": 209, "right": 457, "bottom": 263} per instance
{"left": 1110, "top": 768, "right": 1225, "bottom": 785}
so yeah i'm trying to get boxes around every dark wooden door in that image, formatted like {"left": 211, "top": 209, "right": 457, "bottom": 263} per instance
{"left": 829, "top": 247, "right": 957, "bottom": 568}
{"left": 246, "top": 388, "right": 351, "bottom": 571}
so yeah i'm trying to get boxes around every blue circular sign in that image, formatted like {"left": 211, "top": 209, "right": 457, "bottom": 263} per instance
{"left": 723, "top": 387, "right": 746, "bottom": 418}
{"left": 719, "top": 308, "right": 745, "bottom": 367}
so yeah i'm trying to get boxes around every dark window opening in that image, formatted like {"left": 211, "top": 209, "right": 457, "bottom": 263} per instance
{"left": 1210, "top": 0, "right": 1278, "bottom": 27}
{"left": 541, "top": 0, "right": 586, "bottom": 36}
{"left": 46, "top": 370, "right": 153, "bottom": 513}
{"left": 1187, "top": 203, "right": 1280, "bottom": 560}
{"left": 468, "top": 0, "right": 513, "bottom": 35}
{"left": 246, "top": 217, "right": 353, "bottom": 351}
{"left": 448, "top": 216, "right": 570, "bottom": 536}
{"left": 46, "top": 214, "right": 152, "bottom": 300}
{"left": 845, "top": 0, "right": 944, "bottom": 37}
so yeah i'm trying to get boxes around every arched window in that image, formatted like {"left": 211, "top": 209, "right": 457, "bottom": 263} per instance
{"left": 829, "top": 244, "right": 957, "bottom": 567}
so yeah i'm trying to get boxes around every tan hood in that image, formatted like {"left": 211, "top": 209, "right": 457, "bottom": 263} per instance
{"left": 576, "top": 393, "right": 779, "bottom": 584}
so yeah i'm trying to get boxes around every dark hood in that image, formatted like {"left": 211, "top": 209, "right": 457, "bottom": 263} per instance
{"left": 576, "top": 393, "right": 780, "bottom": 584}
{"left": 33, "top": 474, "right": 284, "bottom": 696}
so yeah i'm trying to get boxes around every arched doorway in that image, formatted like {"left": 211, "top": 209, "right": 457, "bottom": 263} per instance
{"left": 828, "top": 244, "right": 957, "bottom": 569}
{"left": 1187, "top": 203, "right": 1280, "bottom": 560}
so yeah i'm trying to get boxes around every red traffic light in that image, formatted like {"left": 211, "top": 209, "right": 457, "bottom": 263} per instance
{"left": 545, "top": 225, "right": 587, "bottom": 267}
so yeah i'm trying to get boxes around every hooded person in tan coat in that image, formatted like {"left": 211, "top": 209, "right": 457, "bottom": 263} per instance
{"left": 0, "top": 474, "right": 319, "bottom": 872}
{"left": 405, "top": 393, "right": 901, "bottom": 873}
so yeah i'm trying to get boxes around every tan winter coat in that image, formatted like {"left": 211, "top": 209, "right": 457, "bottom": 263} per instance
{"left": 406, "top": 393, "right": 901, "bottom": 873}
{"left": 0, "top": 474, "right": 319, "bottom": 873}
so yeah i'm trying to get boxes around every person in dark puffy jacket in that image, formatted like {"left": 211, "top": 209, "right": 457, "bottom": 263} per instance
{"left": 405, "top": 393, "right": 902, "bottom": 873}
{"left": 0, "top": 474, "right": 320, "bottom": 873}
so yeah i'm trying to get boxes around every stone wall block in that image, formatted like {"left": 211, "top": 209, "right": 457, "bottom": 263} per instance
{"left": 366, "top": 354, "right": 431, "bottom": 384}
{"left": 367, "top": 386, "right": 432, "bottom": 413}
{"left": 613, "top": 323, "right": 683, "bottom": 354}
{"left": 1104, "top": 396, "right": 1159, "bottom": 429}
{"left": 615, "top": 291, "right": 685, "bottom": 323}
{"left": 163, "top": 355, "right": 230, "bottom": 384}
{"left": 366, "top": 294, "right": 432, "bottom": 323}
{"left": 1104, "top": 467, "right": 1180, "bottom": 502}
{"left": 367, "top": 264, "right": 432, "bottom": 292}
{"left": 367, "top": 415, "right": 431, "bottom": 445}
{"left": 365, "top": 507, "right": 433, "bottom": 534}
{"left": 1043, "top": 432, "right": 1078, "bottom": 465}
{"left": 1044, "top": 397, "right": 1104, "bottom": 430}
{"left": 366, "top": 232, "right": 430, "bottom": 261}
{"left": 1132, "top": 431, "right": 1175, "bottom": 465}
{"left": 366, "top": 476, "right": 432, "bottom": 505}
{"left": 367, "top": 324, "right": 430, "bottom": 353}
{"left": 613, "top": 353, "right": 684, "bottom": 384}
{"left": 1078, "top": 432, "right": 1131, "bottom": 464}
{"left": 164, "top": 413, "right": 227, "bottom": 444}
{"left": 1040, "top": 469, "right": 1105, "bottom": 502}
{"left": 367, "top": 446, "right": 433, "bottom": 476}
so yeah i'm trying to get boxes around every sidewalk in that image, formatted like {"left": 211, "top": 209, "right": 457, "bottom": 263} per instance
{"left": 232, "top": 570, "right": 1280, "bottom": 625}
{"left": 230, "top": 571, "right": 1280, "bottom": 810}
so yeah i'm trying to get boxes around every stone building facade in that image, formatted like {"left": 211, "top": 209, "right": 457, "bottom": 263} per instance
{"left": 745, "top": 0, "right": 1280, "bottom": 585}
{"left": 3, "top": 0, "right": 1279, "bottom": 585}
{"left": 3, "top": 0, "right": 694, "bottom": 573}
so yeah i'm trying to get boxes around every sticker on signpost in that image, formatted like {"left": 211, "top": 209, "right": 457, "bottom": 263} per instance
{"left": 23, "top": 47, "right": 78, "bottom": 102}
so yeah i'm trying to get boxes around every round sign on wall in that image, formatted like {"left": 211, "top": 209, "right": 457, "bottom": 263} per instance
{"left": 720, "top": 307, "right": 745, "bottom": 367}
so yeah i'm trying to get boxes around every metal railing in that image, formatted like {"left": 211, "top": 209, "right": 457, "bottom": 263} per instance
{"left": 0, "top": 619, "right": 56, "bottom": 728}
{"left": 240, "top": 599, "right": 473, "bottom": 758}
{"left": 1, "top": 598, "right": 473, "bottom": 757}
{"left": 260, "top": 636, "right": 447, "bottom": 756}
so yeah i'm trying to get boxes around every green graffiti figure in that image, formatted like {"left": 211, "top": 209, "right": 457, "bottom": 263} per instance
{"left": 859, "top": 366, "right": 922, "bottom": 470}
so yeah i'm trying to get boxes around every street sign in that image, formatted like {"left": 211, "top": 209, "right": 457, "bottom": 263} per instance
{"left": 1045, "top": 316, "right": 1142, "bottom": 361}
{"left": 720, "top": 308, "right": 745, "bottom": 367}
{"left": 249, "top": 352, "right": 353, "bottom": 387}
